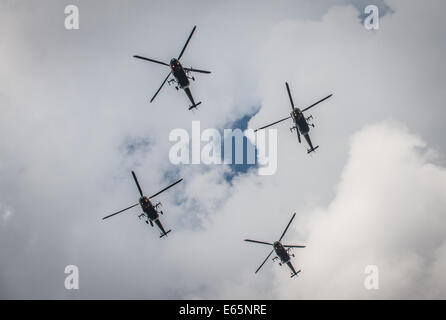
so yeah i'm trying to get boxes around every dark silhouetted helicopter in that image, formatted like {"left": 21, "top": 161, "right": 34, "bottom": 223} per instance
{"left": 255, "top": 82, "right": 332, "bottom": 154}
{"left": 245, "top": 213, "right": 305, "bottom": 278}
{"left": 102, "top": 171, "right": 183, "bottom": 238}
{"left": 133, "top": 25, "right": 211, "bottom": 110}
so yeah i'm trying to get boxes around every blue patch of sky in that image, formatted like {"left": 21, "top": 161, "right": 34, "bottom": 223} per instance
{"left": 123, "top": 136, "right": 151, "bottom": 156}
{"left": 350, "top": 0, "right": 393, "bottom": 22}
{"left": 222, "top": 108, "right": 260, "bottom": 182}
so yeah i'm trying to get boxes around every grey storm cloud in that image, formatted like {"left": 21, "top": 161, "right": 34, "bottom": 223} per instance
{"left": 1, "top": 0, "right": 446, "bottom": 299}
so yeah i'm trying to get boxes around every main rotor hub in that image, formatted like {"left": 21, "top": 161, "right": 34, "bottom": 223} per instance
{"left": 170, "top": 58, "right": 180, "bottom": 67}
{"left": 139, "top": 196, "right": 150, "bottom": 205}
{"left": 292, "top": 108, "right": 302, "bottom": 118}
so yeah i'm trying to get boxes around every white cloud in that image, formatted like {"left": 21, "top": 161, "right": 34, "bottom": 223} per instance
{"left": 272, "top": 121, "right": 446, "bottom": 299}
{"left": 0, "top": 204, "right": 13, "bottom": 226}
{"left": 1, "top": 0, "right": 446, "bottom": 299}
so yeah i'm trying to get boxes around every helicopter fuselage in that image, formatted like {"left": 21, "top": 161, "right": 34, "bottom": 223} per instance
{"left": 139, "top": 196, "right": 159, "bottom": 221}
{"left": 273, "top": 241, "right": 299, "bottom": 277}
{"left": 139, "top": 196, "right": 170, "bottom": 237}
{"left": 273, "top": 241, "right": 290, "bottom": 263}
{"left": 170, "top": 58, "right": 189, "bottom": 89}
{"left": 291, "top": 108, "right": 310, "bottom": 135}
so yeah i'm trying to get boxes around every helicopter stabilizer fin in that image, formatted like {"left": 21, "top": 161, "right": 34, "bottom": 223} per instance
{"left": 307, "top": 145, "right": 319, "bottom": 154}
{"left": 160, "top": 230, "right": 172, "bottom": 238}
{"left": 291, "top": 270, "right": 301, "bottom": 278}
{"left": 189, "top": 101, "right": 202, "bottom": 110}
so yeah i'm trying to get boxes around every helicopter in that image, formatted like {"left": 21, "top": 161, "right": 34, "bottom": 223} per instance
{"left": 245, "top": 213, "right": 306, "bottom": 278}
{"left": 255, "top": 82, "right": 332, "bottom": 154}
{"left": 133, "top": 25, "right": 211, "bottom": 110}
{"left": 102, "top": 171, "right": 183, "bottom": 238}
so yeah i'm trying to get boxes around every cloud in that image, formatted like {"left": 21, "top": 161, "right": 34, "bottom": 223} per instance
{"left": 275, "top": 121, "right": 446, "bottom": 299}
{"left": 0, "top": 204, "right": 13, "bottom": 226}
{"left": 160, "top": 121, "right": 446, "bottom": 299}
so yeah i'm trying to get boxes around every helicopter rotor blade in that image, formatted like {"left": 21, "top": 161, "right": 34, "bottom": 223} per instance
{"left": 148, "top": 178, "right": 183, "bottom": 199}
{"left": 133, "top": 55, "right": 169, "bottom": 66}
{"left": 244, "top": 239, "right": 273, "bottom": 246}
{"left": 254, "top": 116, "right": 291, "bottom": 132}
{"left": 178, "top": 26, "right": 196, "bottom": 60}
{"left": 283, "top": 245, "right": 306, "bottom": 248}
{"left": 150, "top": 72, "right": 171, "bottom": 103}
{"left": 286, "top": 82, "right": 295, "bottom": 109}
{"left": 255, "top": 249, "right": 274, "bottom": 274}
{"left": 184, "top": 67, "right": 211, "bottom": 74}
{"left": 278, "top": 212, "right": 296, "bottom": 242}
{"left": 301, "top": 94, "right": 333, "bottom": 113}
{"left": 131, "top": 171, "right": 144, "bottom": 197}
{"left": 102, "top": 203, "right": 139, "bottom": 220}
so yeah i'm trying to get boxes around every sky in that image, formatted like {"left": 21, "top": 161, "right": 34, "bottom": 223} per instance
{"left": 1, "top": 0, "right": 446, "bottom": 299}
